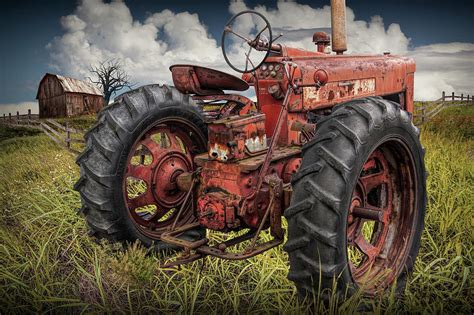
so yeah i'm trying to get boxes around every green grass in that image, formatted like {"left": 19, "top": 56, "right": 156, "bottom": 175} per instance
{"left": 423, "top": 105, "right": 474, "bottom": 139}
{"left": 0, "top": 125, "right": 41, "bottom": 142}
{"left": 0, "top": 106, "right": 472, "bottom": 313}
{"left": 54, "top": 115, "right": 97, "bottom": 132}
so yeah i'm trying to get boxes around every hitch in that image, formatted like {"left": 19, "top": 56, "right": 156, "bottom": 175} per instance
{"left": 160, "top": 173, "right": 285, "bottom": 268}
{"left": 160, "top": 222, "right": 283, "bottom": 268}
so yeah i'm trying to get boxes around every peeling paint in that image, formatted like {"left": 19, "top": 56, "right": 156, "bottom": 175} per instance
{"left": 209, "top": 143, "right": 230, "bottom": 162}
{"left": 245, "top": 135, "right": 267, "bottom": 153}
{"left": 303, "top": 78, "right": 376, "bottom": 106}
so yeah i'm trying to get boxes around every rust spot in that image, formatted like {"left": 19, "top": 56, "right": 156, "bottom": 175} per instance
{"left": 328, "top": 90, "right": 335, "bottom": 100}
{"left": 348, "top": 84, "right": 354, "bottom": 94}
{"left": 170, "top": 65, "right": 248, "bottom": 95}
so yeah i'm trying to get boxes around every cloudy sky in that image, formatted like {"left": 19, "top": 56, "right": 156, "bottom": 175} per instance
{"left": 1, "top": 0, "right": 473, "bottom": 114}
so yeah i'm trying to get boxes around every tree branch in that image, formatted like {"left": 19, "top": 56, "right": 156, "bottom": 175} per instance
{"left": 89, "top": 59, "right": 135, "bottom": 104}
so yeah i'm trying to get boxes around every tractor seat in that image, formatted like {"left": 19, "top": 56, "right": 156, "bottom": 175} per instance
{"left": 170, "top": 65, "right": 249, "bottom": 96}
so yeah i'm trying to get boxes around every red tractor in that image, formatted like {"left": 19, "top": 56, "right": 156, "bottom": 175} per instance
{"left": 75, "top": 0, "right": 426, "bottom": 298}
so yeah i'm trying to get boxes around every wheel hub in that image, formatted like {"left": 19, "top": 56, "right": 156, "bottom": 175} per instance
{"left": 122, "top": 119, "right": 206, "bottom": 238}
{"left": 152, "top": 151, "right": 191, "bottom": 208}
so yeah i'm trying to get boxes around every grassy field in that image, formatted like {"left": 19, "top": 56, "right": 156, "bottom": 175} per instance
{"left": 0, "top": 106, "right": 472, "bottom": 313}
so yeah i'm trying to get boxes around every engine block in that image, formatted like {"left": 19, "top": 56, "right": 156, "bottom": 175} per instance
{"left": 195, "top": 145, "right": 300, "bottom": 232}
{"left": 208, "top": 113, "right": 267, "bottom": 162}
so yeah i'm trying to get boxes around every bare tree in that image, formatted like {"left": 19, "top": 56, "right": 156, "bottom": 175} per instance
{"left": 89, "top": 60, "right": 134, "bottom": 105}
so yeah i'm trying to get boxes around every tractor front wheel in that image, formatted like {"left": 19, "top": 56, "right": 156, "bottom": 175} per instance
{"left": 74, "top": 85, "right": 207, "bottom": 249}
{"left": 285, "top": 97, "right": 426, "bottom": 298}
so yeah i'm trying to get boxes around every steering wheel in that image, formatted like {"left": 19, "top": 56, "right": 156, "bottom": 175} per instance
{"left": 221, "top": 10, "right": 273, "bottom": 73}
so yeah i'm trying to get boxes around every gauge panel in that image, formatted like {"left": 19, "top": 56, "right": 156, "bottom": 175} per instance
{"left": 257, "top": 63, "right": 284, "bottom": 80}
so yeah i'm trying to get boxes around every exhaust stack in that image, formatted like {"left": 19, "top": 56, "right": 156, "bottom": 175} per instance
{"left": 330, "top": 0, "right": 347, "bottom": 55}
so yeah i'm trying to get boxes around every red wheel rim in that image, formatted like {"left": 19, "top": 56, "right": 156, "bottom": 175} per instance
{"left": 122, "top": 117, "right": 206, "bottom": 239}
{"left": 347, "top": 139, "right": 418, "bottom": 294}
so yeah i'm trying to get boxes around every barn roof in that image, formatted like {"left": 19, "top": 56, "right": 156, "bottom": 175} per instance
{"left": 36, "top": 73, "right": 103, "bottom": 99}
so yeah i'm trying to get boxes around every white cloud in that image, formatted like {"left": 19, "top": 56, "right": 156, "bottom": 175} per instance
{"left": 409, "top": 43, "right": 474, "bottom": 100}
{"left": 230, "top": 0, "right": 409, "bottom": 54}
{"left": 47, "top": 0, "right": 225, "bottom": 88}
{"left": 44, "top": 0, "right": 473, "bottom": 102}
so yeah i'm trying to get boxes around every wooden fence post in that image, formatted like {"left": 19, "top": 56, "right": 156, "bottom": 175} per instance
{"left": 28, "top": 109, "right": 31, "bottom": 126}
{"left": 3, "top": 113, "right": 5, "bottom": 122}
{"left": 16, "top": 111, "right": 20, "bottom": 125}
{"left": 9, "top": 113, "right": 12, "bottom": 123}
{"left": 452, "top": 92, "right": 455, "bottom": 101}
{"left": 66, "top": 122, "right": 71, "bottom": 150}
{"left": 442, "top": 91, "right": 445, "bottom": 101}
{"left": 468, "top": 95, "right": 470, "bottom": 101}
{"left": 461, "top": 93, "right": 464, "bottom": 101}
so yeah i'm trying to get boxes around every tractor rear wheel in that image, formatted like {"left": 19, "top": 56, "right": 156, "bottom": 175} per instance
{"left": 285, "top": 97, "right": 426, "bottom": 298}
{"left": 74, "top": 84, "right": 207, "bottom": 249}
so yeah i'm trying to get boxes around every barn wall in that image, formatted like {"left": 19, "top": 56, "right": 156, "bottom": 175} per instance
{"left": 66, "top": 93, "right": 104, "bottom": 116}
{"left": 39, "top": 95, "right": 66, "bottom": 118}
{"left": 39, "top": 99, "right": 45, "bottom": 118}
{"left": 38, "top": 75, "right": 67, "bottom": 118}
{"left": 38, "top": 75, "right": 63, "bottom": 99}
{"left": 66, "top": 94, "right": 82, "bottom": 116}
{"left": 87, "top": 95, "right": 105, "bottom": 113}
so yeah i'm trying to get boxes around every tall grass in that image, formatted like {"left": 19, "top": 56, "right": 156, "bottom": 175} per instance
{"left": 0, "top": 107, "right": 472, "bottom": 313}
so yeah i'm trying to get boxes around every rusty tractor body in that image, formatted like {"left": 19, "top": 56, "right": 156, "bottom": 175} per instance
{"left": 76, "top": 0, "right": 426, "bottom": 298}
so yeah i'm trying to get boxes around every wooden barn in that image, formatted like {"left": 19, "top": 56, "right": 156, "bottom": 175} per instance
{"left": 36, "top": 73, "right": 104, "bottom": 118}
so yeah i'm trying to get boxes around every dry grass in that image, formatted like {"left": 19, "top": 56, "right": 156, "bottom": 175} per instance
{"left": 0, "top": 106, "right": 472, "bottom": 313}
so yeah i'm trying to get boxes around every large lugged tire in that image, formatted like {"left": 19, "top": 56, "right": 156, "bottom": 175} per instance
{"left": 285, "top": 97, "right": 426, "bottom": 298}
{"left": 74, "top": 84, "right": 208, "bottom": 248}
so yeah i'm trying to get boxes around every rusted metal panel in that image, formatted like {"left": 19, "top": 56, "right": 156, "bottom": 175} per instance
{"left": 303, "top": 78, "right": 376, "bottom": 105}
{"left": 247, "top": 51, "right": 415, "bottom": 149}
{"left": 405, "top": 73, "right": 415, "bottom": 113}
{"left": 258, "top": 52, "right": 415, "bottom": 114}
{"left": 170, "top": 65, "right": 249, "bottom": 95}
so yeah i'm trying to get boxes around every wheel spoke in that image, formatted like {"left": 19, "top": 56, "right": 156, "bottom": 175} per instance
{"left": 148, "top": 207, "right": 172, "bottom": 222}
{"left": 224, "top": 26, "right": 251, "bottom": 43}
{"left": 362, "top": 158, "right": 377, "bottom": 171}
{"left": 166, "top": 132, "right": 183, "bottom": 151}
{"left": 127, "top": 190, "right": 155, "bottom": 210}
{"left": 360, "top": 171, "right": 389, "bottom": 192}
{"left": 140, "top": 134, "right": 167, "bottom": 161}
{"left": 254, "top": 24, "right": 269, "bottom": 40}
{"left": 245, "top": 45, "right": 252, "bottom": 72}
{"left": 355, "top": 234, "right": 378, "bottom": 260}
{"left": 127, "top": 164, "right": 152, "bottom": 184}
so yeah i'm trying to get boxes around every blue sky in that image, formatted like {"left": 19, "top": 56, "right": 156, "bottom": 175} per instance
{"left": 1, "top": 0, "right": 473, "bottom": 114}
